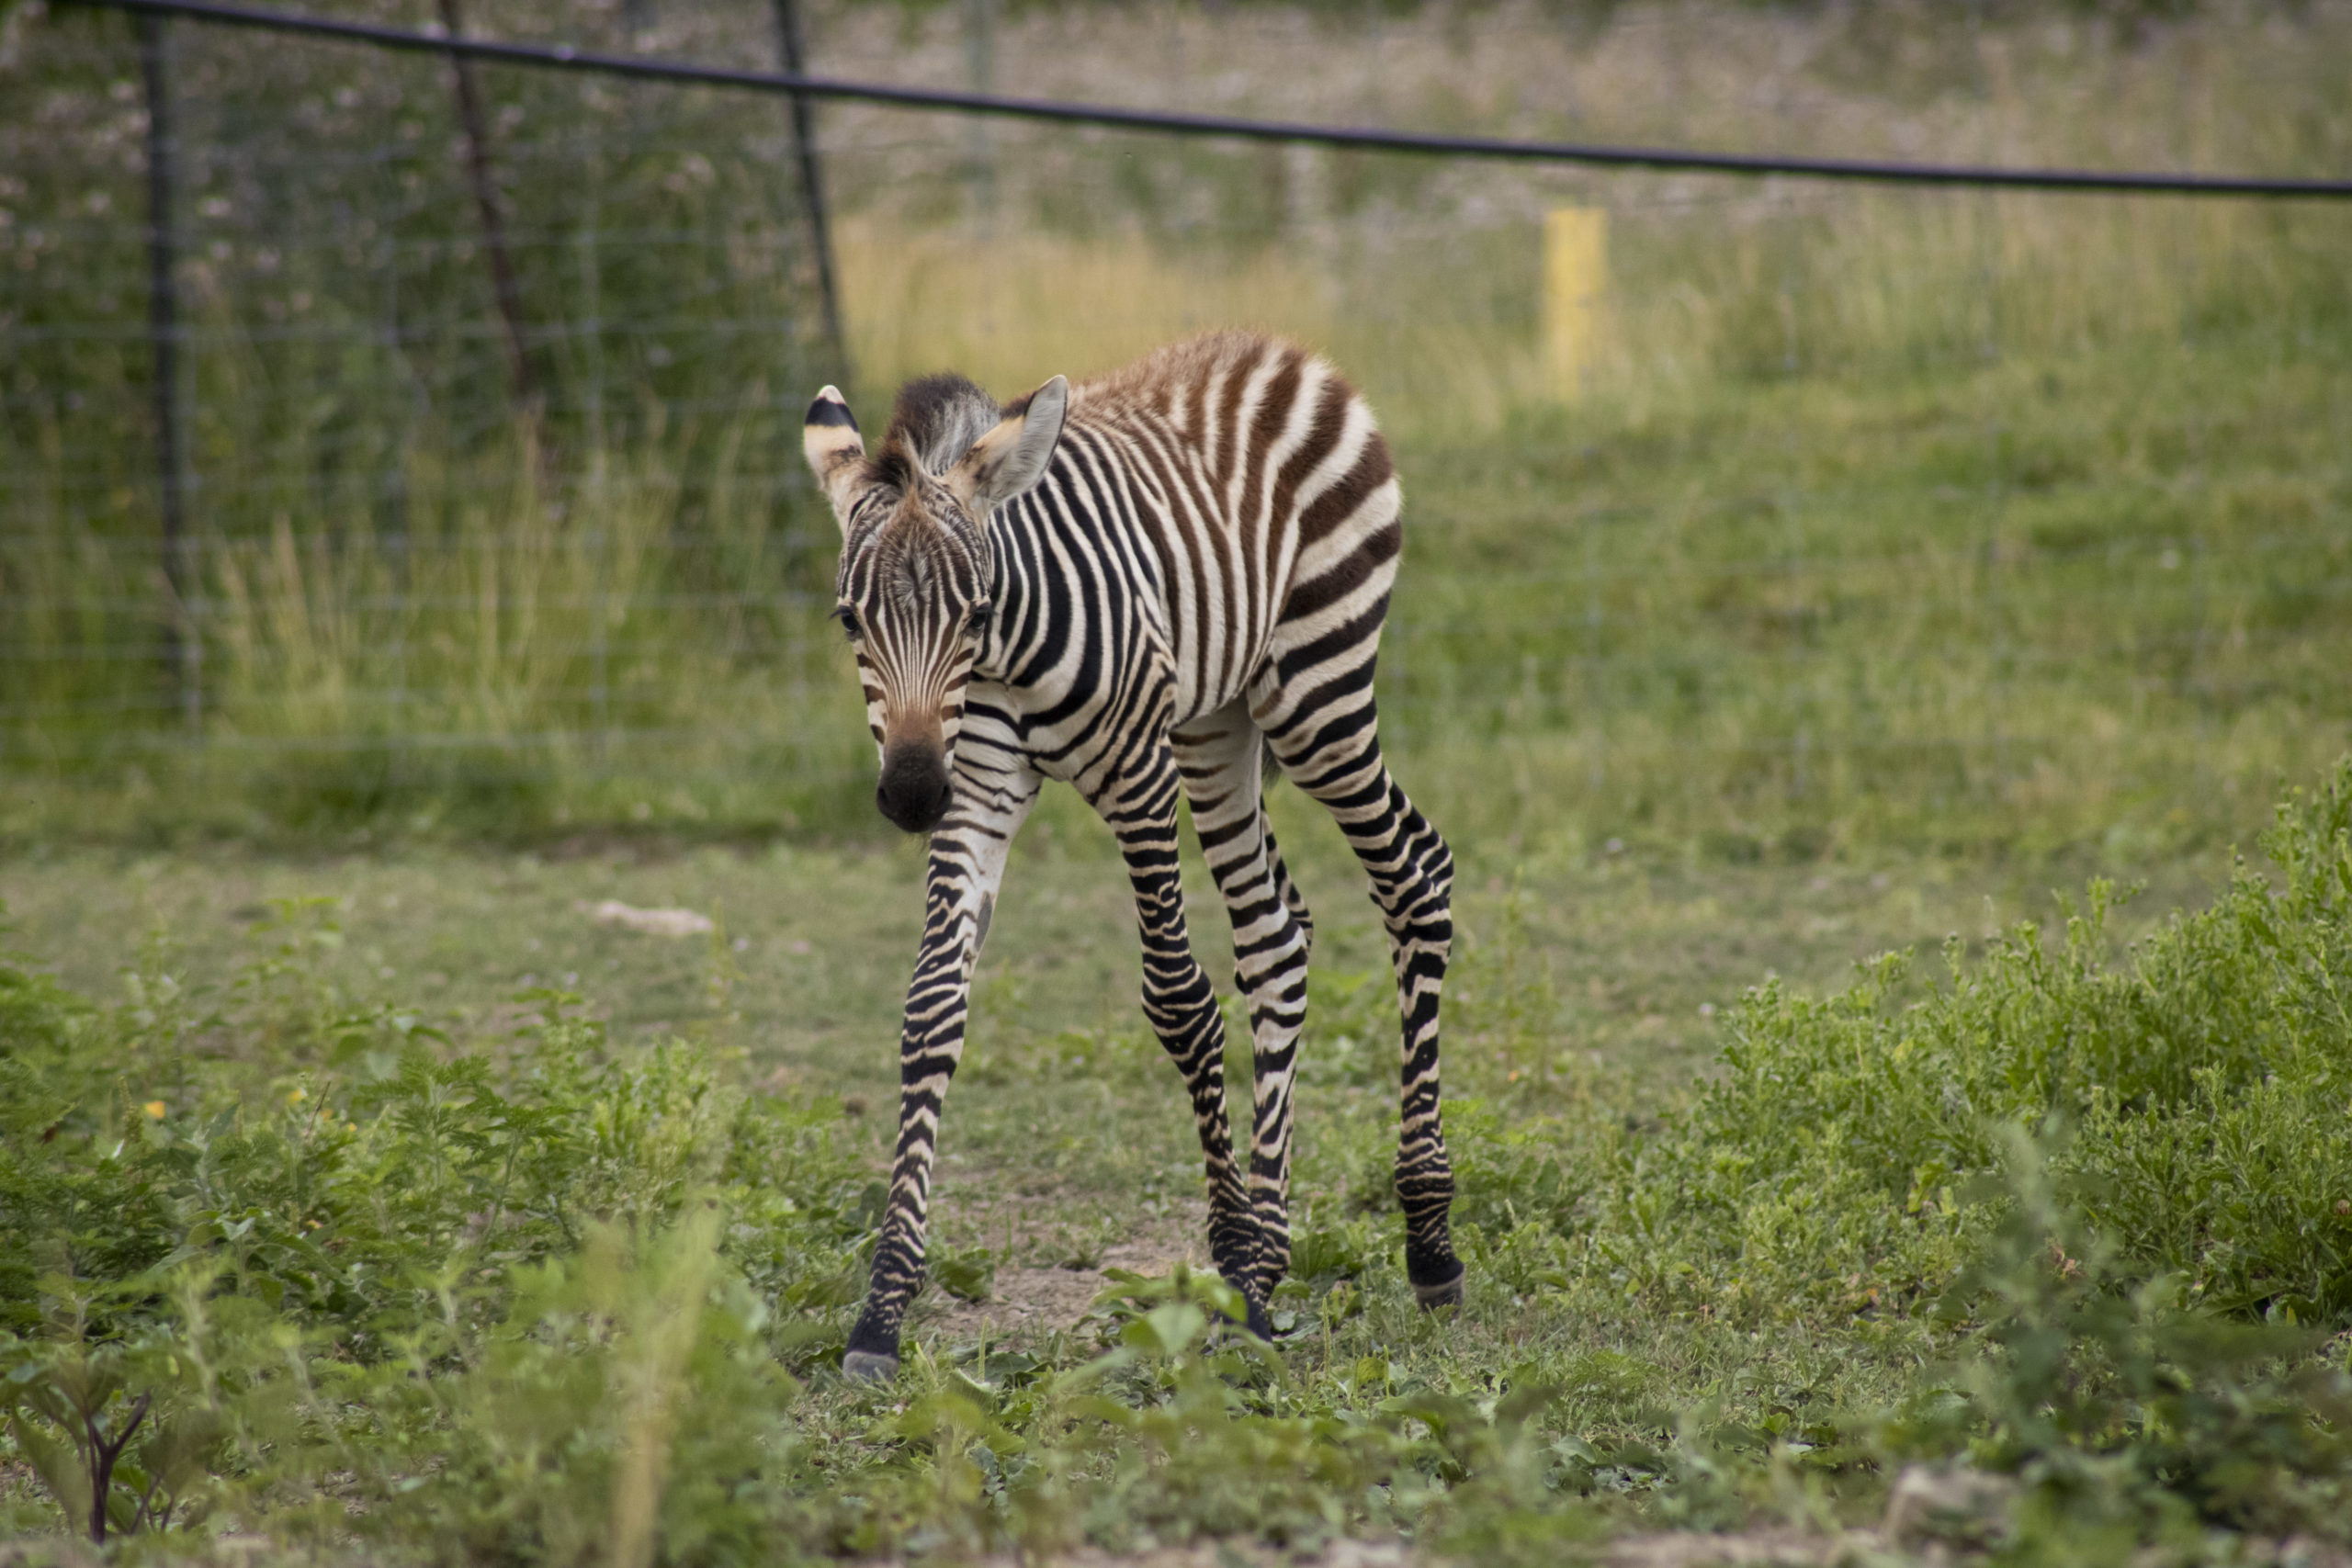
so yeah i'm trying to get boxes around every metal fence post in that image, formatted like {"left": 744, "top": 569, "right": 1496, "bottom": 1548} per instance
{"left": 383, "top": 231, "right": 410, "bottom": 791}
{"left": 1983, "top": 421, "right": 2009, "bottom": 797}
{"left": 1981, "top": 193, "right": 2010, "bottom": 801}
{"left": 964, "top": 0, "right": 999, "bottom": 229}
{"left": 140, "top": 11, "right": 199, "bottom": 739}
{"left": 1783, "top": 436, "right": 1807, "bottom": 804}
{"left": 771, "top": 0, "right": 850, "bottom": 388}
{"left": 590, "top": 523, "right": 612, "bottom": 766}
{"left": 572, "top": 139, "right": 611, "bottom": 769}
{"left": 1584, "top": 515, "right": 1604, "bottom": 795}
{"left": 436, "top": 0, "right": 537, "bottom": 419}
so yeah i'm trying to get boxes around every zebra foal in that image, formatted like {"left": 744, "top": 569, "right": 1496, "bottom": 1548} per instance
{"left": 801, "top": 332, "right": 1464, "bottom": 1382}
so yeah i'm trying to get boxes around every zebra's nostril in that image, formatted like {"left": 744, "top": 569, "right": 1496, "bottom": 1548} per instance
{"left": 876, "top": 747, "right": 952, "bottom": 834}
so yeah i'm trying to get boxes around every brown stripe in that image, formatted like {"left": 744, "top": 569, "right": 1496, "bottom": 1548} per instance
{"left": 1270, "top": 375, "right": 1351, "bottom": 542}
{"left": 1136, "top": 400, "right": 1223, "bottom": 710}
{"left": 1125, "top": 425, "right": 1197, "bottom": 627}
{"left": 1282, "top": 518, "right": 1402, "bottom": 623}
{"left": 1296, "top": 430, "right": 1393, "bottom": 545}
{"left": 1212, "top": 348, "right": 1254, "bottom": 506}
{"left": 1228, "top": 350, "right": 1305, "bottom": 694}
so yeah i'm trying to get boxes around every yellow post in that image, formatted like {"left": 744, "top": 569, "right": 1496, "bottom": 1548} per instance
{"left": 1544, "top": 207, "right": 1609, "bottom": 403}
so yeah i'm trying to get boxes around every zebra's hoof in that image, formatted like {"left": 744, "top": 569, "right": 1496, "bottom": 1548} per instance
{"left": 1411, "top": 1265, "right": 1466, "bottom": 1311}
{"left": 842, "top": 1348, "right": 901, "bottom": 1384}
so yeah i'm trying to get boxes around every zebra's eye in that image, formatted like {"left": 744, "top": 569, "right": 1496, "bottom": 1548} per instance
{"left": 965, "top": 602, "right": 991, "bottom": 636}
{"left": 831, "top": 605, "right": 860, "bottom": 640}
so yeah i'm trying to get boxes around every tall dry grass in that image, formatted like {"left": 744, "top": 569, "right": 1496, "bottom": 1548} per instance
{"left": 833, "top": 185, "right": 2346, "bottom": 441}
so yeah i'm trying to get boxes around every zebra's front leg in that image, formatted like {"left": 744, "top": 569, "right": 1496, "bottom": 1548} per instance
{"left": 843, "top": 752, "right": 1039, "bottom": 1383}
{"left": 1100, "top": 741, "right": 1272, "bottom": 1337}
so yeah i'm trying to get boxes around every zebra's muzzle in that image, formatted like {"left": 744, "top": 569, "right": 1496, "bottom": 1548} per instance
{"left": 876, "top": 743, "right": 953, "bottom": 834}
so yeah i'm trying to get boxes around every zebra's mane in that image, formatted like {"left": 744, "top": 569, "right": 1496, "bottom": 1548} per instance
{"left": 875, "top": 373, "right": 1000, "bottom": 488}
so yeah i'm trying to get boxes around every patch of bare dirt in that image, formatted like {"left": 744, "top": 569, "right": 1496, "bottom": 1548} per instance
{"left": 954, "top": 1543, "right": 1413, "bottom": 1568}
{"left": 936, "top": 1531, "right": 2352, "bottom": 1567}
{"left": 922, "top": 1533, "right": 1850, "bottom": 1566}
{"left": 922, "top": 1218, "right": 1215, "bottom": 1346}
{"left": 1597, "top": 1529, "right": 1872, "bottom": 1567}
{"left": 1596, "top": 1530, "right": 2352, "bottom": 1568}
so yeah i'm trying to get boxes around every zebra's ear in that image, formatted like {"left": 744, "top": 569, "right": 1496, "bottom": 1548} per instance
{"left": 801, "top": 386, "right": 866, "bottom": 528}
{"left": 949, "top": 375, "right": 1068, "bottom": 516}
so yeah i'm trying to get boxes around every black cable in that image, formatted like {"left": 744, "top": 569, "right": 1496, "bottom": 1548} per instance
{"left": 56, "top": 0, "right": 2352, "bottom": 199}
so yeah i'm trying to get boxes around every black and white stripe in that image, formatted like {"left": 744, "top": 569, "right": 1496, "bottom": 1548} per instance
{"left": 802, "top": 333, "right": 1463, "bottom": 1382}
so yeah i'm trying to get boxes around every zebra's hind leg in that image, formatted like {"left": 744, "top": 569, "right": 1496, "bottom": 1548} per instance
{"left": 1263, "top": 820, "right": 1315, "bottom": 963}
{"left": 1260, "top": 699, "right": 1464, "bottom": 1312}
{"left": 1097, "top": 735, "right": 1272, "bottom": 1337}
{"left": 1260, "top": 737, "right": 1316, "bottom": 959}
{"left": 1175, "top": 701, "right": 1314, "bottom": 1307}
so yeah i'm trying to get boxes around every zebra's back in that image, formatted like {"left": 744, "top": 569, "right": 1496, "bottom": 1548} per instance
{"left": 1037, "top": 332, "right": 1404, "bottom": 728}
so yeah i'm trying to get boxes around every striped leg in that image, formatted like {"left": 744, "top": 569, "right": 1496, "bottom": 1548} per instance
{"left": 1264, "top": 822, "right": 1315, "bottom": 962}
{"left": 1260, "top": 696, "right": 1464, "bottom": 1309}
{"left": 1097, "top": 736, "right": 1272, "bottom": 1337}
{"left": 1259, "top": 738, "right": 1317, "bottom": 960}
{"left": 843, "top": 741, "right": 1040, "bottom": 1382}
{"left": 1175, "top": 701, "right": 1314, "bottom": 1304}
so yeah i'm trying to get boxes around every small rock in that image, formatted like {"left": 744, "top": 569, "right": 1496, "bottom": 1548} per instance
{"left": 578, "top": 898, "right": 714, "bottom": 937}
{"left": 1883, "top": 1462, "right": 2016, "bottom": 1547}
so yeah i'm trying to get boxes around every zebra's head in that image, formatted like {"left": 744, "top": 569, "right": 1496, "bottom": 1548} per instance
{"left": 802, "top": 370, "right": 1069, "bottom": 834}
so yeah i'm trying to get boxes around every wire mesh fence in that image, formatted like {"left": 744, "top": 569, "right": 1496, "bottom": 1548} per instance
{"left": 5, "top": 0, "right": 861, "bottom": 824}
{"left": 4, "top": 0, "right": 2350, "bottom": 848}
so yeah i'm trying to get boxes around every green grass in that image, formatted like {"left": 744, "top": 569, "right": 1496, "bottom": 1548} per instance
{"left": 6, "top": 6, "right": 2350, "bottom": 859}
{"left": 7, "top": 4, "right": 2352, "bottom": 1556}
{"left": 6, "top": 762, "right": 2352, "bottom": 1562}
{"left": 1394, "top": 329, "right": 2351, "bottom": 861}
{"left": 6, "top": 317, "right": 2347, "bottom": 860}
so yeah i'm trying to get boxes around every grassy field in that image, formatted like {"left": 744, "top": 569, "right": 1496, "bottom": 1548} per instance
{"left": 6, "top": 2, "right": 2351, "bottom": 857}
{"left": 6, "top": 761, "right": 2352, "bottom": 1562}
{"left": 7, "top": 3, "right": 2352, "bottom": 1560}
{"left": 6, "top": 318, "right": 2347, "bottom": 860}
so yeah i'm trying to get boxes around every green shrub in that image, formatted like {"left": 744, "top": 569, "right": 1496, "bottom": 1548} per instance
{"left": 1873, "top": 1129, "right": 2352, "bottom": 1553}
{"left": 0, "top": 912, "right": 880, "bottom": 1553}
{"left": 1598, "top": 757, "right": 2352, "bottom": 1320}
{"left": 7, "top": 760, "right": 2352, "bottom": 1562}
